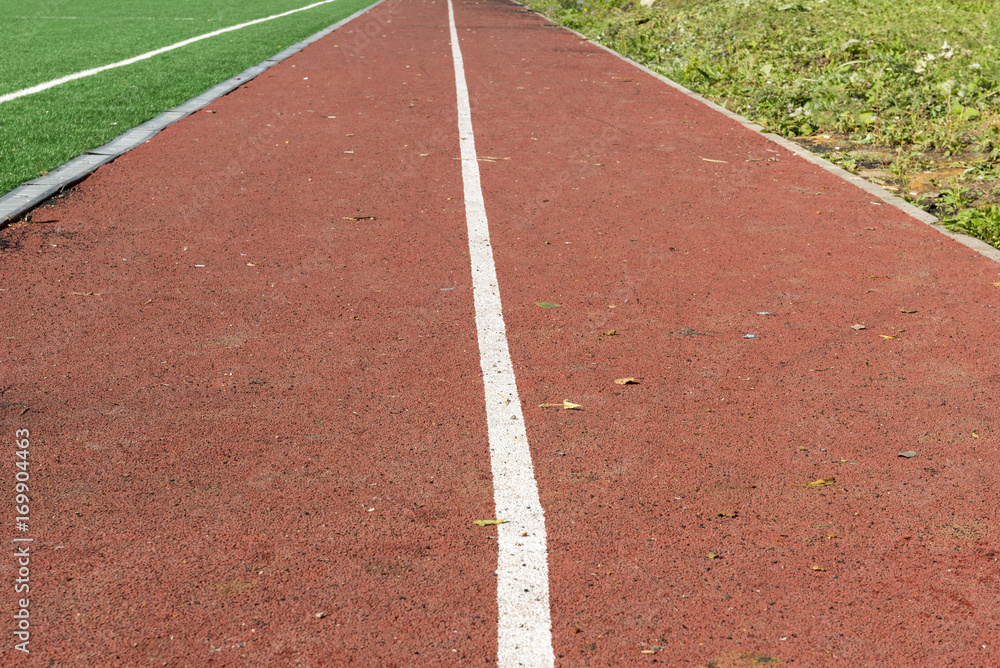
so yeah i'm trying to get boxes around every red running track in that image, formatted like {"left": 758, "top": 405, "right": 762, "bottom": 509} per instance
{"left": 2, "top": 0, "right": 1000, "bottom": 665}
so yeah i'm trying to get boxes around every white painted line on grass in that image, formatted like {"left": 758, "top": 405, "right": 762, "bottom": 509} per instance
{"left": 447, "top": 1, "right": 555, "bottom": 666}
{"left": 0, "top": 0, "right": 345, "bottom": 105}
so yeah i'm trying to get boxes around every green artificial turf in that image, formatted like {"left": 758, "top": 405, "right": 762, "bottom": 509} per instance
{"left": 0, "top": 0, "right": 377, "bottom": 195}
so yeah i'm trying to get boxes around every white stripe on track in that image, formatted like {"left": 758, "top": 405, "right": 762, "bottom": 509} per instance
{"left": 0, "top": 0, "right": 344, "bottom": 104}
{"left": 446, "top": 1, "right": 555, "bottom": 666}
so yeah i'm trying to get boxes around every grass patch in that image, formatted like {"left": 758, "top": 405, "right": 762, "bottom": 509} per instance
{"left": 523, "top": 0, "right": 1000, "bottom": 249}
{"left": 0, "top": 0, "right": 376, "bottom": 195}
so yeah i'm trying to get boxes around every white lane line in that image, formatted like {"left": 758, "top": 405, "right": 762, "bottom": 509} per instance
{"left": 0, "top": 0, "right": 345, "bottom": 104}
{"left": 446, "top": 1, "right": 555, "bottom": 666}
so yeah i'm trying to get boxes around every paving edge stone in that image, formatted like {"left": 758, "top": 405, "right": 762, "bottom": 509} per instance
{"left": 519, "top": 3, "right": 1000, "bottom": 266}
{"left": 0, "top": 0, "right": 388, "bottom": 226}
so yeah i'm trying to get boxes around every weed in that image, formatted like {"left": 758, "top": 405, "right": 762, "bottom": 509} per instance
{"left": 942, "top": 205, "right": 1000, "bottom": 248}
{"left": 525, "top": 0, "right": 1000, "bottom": 248}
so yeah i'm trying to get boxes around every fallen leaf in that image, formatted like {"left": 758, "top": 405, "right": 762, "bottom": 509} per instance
{"left": 900, "top": 309, "right": 918, "bottom": 313}
{"left": 880, "top": 335, "right": 897, "bottom": 340}
{"left": 898, "top": 450, "right": 917, "bottom": 458}
{"left": 540, "top": 400, "right": 582, "bottom": 410}
{"left": 245, "top": 262, "right": 256, "bottom": 266}
{"left": 474, "top": 519, "right": 506, "bottom": 526}
{"left": 802, "top": 477, "right": 836, "bottom": 488}
{"left": 811, "top": 565, "right": 826, "bottom": 571}
{"left": 717, "top": 510, "right": 738, "bottom": 518}
{"left": 851, "top": 324, "right": 866, "bottom": 330}
{"left": 701, "top": 157, "right": 728, "bottom": 163}
{"left": 71, "top": 292, "right": 102, "bottom": 297}
{"left": 535, "top": 302, "right": 559, "bottom": 309}
{"left": 707, "top": 552, "right": 720, "bottom": 559}
{"left": 342, "top": 216, "right": 376, "bottom": 221}
{"left": 602, "top": 329, "right": 616, "bottom": 336}
{"left": 810, "top": 367, "right": 834, "bottom": 372}
{"left": 641, "top": 649, "right": 656, "bottom": 654}
{"left": 614, "top": 377, "right": 638, "bottom": 385}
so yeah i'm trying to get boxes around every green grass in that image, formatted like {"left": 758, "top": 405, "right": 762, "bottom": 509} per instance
{"left": 523, "top": 0, "right": 1000, "bottom": 249}
{"left": 0, "top": 0, "right": 376, "bottom": 195}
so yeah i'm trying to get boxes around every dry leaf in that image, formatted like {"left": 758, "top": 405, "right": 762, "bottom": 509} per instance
{"left": 880, "top": 335, "right": 897, "bottom": 340}
{"left": 342, "top": 216, "right": 376, "bottom": 221}
{"left": 810, "top": 367, "right": 833, "bottom": 372}
{"left": 707, "top": 552, "right": 720, "bottom": 559}
{"left": 803, "top": 477, "right": 836, "bottom": 488}
{"left": 811, "top": 565, "right": 826, "bottom": 571}
{"left": 851, "top": 324, "right": 866, "bottom": 330}
{"left": 900, "top": 309, "right": 918, "bottom": 313}
{"left": 71, "top": 292, "right": 102, "bottom": 297}
{"left": 614, "top": 377, "right": 638, "bottom": 385}
{"left": 701, "top": 157, "right": 728, "bottom": 163}
{"left": 535, "top": 302, "right": 559, "bottom": 309}
{"left": 539, "top": 400, "right": 582, "bottom": 410}
{"left": 474, "top": 519, "right": 506, "bottom": 526}
{"left": 245, "top": 262, "right": 256, "bottom": 266}
{"left": 717, "top": 510, "right": 738, "bottom": 518}
{"left": 602, "top": 329, "right": 616, "bottom": 336}
{"left": 898, "top": 450, "right": 917, "bottom": 458}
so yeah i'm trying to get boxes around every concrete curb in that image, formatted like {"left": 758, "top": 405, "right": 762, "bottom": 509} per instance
{"left": 0, "top": 0, "right": 388, "bottom": 226}
{"left": 518, "top": 2, "right": 1000, "bottom": 266}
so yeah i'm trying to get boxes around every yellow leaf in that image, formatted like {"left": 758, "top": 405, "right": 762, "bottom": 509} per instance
{"left": 540, "top": 400, "right": 582, "bottom": 410}
{"left": 717, "top": 510, "right": 738, "bottom": 518}
{"left": 880, "top": 335, "right": 897, "bottom": 340}
{"left": 602, "top": 329, "right": 616, "bottom": 336}
{"left": 474, "top": 519, "right": 506, "bottom": 527}
{"left": 803, "top": 477, "right": 836, "bottom": 488}
{"left": 811, "top": 565, "right": 826, "bottom": 571}
{"left": 707, "top": 552, "right": 719, "bottom": 559}
{"left": 614, "top": 377, "right": 638, "bottom": 385}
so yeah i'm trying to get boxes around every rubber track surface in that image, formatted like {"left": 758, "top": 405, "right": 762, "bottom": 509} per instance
{"left": 2, "top": 0, "right": 1000, "bottom": 665}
